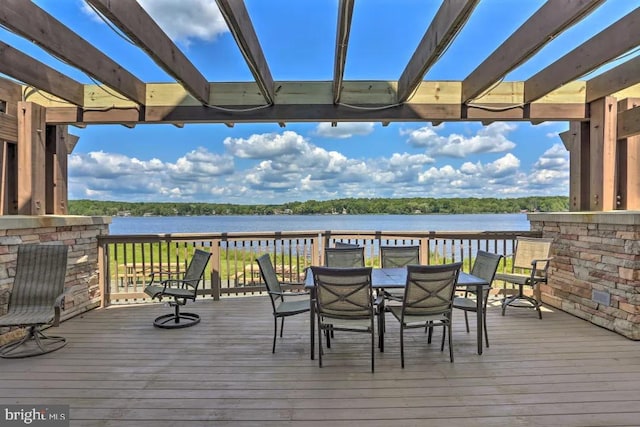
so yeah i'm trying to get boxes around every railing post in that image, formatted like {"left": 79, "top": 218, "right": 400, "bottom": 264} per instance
{"left": 98, "top": 240, "right": 109, "bottom": 308}
{"left": 210, "top": 237, "right": 221, "bottom": 301}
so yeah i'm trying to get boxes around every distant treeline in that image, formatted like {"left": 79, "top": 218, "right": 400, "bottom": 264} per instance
{"left": 69, "top": 196, "right": 569, "bottom": 217}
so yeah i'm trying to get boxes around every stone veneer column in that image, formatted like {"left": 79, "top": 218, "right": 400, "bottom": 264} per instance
{"left": 529, "top": 212, "right": 640, "bottom": 339}
{"left": 0, "top": 215, "right": 111, "bottom": 321}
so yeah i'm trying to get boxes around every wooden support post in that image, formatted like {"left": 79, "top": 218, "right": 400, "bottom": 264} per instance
{"left": 45, "top": 125, "right": 69, "bottom": 214}
{"left": 589, "top": 97, "right": 617, "bottom": 211}
{"left": 617, "top": 98, "right": 640, "bottom": 210}
{"left": 560, "top": 121, "right": 591, "bottom": 211}
{"left": 17, "top": 101, "right": 46, "bottom": 215}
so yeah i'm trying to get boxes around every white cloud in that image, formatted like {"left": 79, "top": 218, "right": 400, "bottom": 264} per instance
{"left": 223, "top": 131, "right": 309, "bottom": 159}
{"left": 314, "top": 122, "right": 375, "bottom": 139}
{"left": 68, "top": 129, "right": 569, "bottom": 202}
{"left": 404, "top": 122, "right": 517, "bottom": 158}
{"left": 83, "top": 0, "right": 228, "bottom": 45}
{"left": 139, "top": 0, "right": 228, "bottom": 44}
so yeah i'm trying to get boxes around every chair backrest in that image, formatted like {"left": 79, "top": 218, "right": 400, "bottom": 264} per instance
{"left": 182, "top": 249, "right": 211, "bottom": 289}
{"left": 470, "top": 251, "right": 503, "bottom": 285}
{"left": 310, "top": 266, "right": 373, "bottom": 319}
{"left": 380, "top": 245, "right": 420, "bottom": 268}
{"left": 334, "top": 242, "right": 360, "bottom": 249}
{"left": 325, "top": 247, "right": 365, "bottom": 267}
{"left": 256, "top": 254, "right": 283, "bottom": 297}
{"left": 402, "top": 263, "right": 462, "bottom": 316}
{"left": 512, "top": 237, "right": 553, "bottom": 274}
{"left": 9, "top": 244, "right": 68, "bottom": 312}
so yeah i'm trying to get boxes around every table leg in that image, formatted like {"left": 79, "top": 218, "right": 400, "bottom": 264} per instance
{"left": 310, "top": 289, "right": 315, "bottom": 360}
{"left": 477, "top": 284, "right": 483, "bottom": 355}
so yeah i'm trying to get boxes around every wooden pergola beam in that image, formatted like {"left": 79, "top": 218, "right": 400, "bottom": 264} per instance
{"left": 0, "top": 0, "right": 146, "bottom": 105}
{"left": 333, "top": 0, "right": 355, "bottom": 104}
{"left": 618, "top": 103, "right": 640, "bottom": 139}
{"left": 29, "top": 80, "right": 639, "bottom": 125}
{"left": 617, "top": 98, "right": 640, "bottom": 210}
{"left": 524, "top": 7, "right": 640, "bottom": 104}
{"left": 215, "top": 0, "right": 275, "bottom": 105}
{"left": 462, "top": 0, "right": 603, "bottom": 103}
{"left": 0, "top": 41, "right": 84, "bottom": 106}
{"left": 397, "top": 0, "right": 479, "bottom": 103}
{"left": 86, "top": 0, "right": 210, "bottom": 105}
{"left": 586, "top": 55, "right": 640, "bottom": 102}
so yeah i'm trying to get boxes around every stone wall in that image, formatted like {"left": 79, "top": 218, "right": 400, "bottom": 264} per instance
{"left": 529, "top": 212, "right": 640, "bottom": 340}
{"left": 0, "top": 215, "right": 111, "bottom": 323}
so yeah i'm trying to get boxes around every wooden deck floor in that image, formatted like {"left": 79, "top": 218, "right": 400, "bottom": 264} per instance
{"left": 1, "top": 296, "right": 640, "bottom": 427}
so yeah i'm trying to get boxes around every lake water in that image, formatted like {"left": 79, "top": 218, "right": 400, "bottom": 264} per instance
{"left": 109, "top": 213, "right": 531, "bottom": 235}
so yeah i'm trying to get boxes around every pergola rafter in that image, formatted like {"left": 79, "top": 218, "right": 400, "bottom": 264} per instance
{"left": 0, "top": 41, "right": 84, "bottom": 106}
{"left": 214, "top": 0, "right": 275, "bottom": 105}
{"left": 462, "top": 0, "right": 604, "bottom": 104}
{"left": 332, "top": 0, "right": 355, "bottom": 104}
{"left": 85, "top": 0, "right": 210, "bottom": 106}
{"left": 524, "top": 6, "right": 640, "bottom": 104}
{"left": 0, "top": 0, "right": 146, "bottom": 106}
{"left": 397, "top": 0, "right": 479, "bottom": 103}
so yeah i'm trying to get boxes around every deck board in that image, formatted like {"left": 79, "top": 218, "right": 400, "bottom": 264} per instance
{"left": 1, "top": 296, "right": 639, "bottom": 426}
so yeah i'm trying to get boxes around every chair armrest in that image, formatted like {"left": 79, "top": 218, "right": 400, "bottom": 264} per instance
{"left": 283, "top": 291, "right": 309, "bottom": 296}
{"left": 160, "top": 278, "right": 198, "bottom": 292}
{"left": 52, "top": 288, "right": 73, "bottom": 326}
{"left": 529, "top": 257, "right": 554, "bottom": 281}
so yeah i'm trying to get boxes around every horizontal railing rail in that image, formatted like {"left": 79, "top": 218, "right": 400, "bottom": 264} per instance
{"left": 98, "top": 229, "right": 541, "bottom": 305}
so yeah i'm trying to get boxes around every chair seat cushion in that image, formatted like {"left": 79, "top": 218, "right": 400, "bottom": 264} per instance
{"left": 276, "top": 299, "right": 310, "bottom": 316}
{"left": 495, "top": 272, "right": 533, "bottom": 285}
{"left": 144, "top": 284, "right": 194, "bottom": 299}
{"left": 320, "top": 317, "right": 372, "bottom": 331}
{"left": 388, "top": 306, "right": 448, "bottom": 326}
{"left": 453, "top": 296, "right": 477, "bottom": 310}
{"left": 0, "top": 307, "right": 54, "bottom": 327}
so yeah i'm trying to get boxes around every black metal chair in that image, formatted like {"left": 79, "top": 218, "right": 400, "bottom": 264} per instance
{"left": 334, "top": 242, "right": 360, "bottom": 248}
{"left": 495, "top": 237, "right": 553, "bottom": 319}
{"left": 389, "top": 263, "right": 462, "bottom": 367}
{"left": 453, "top": 251, "right": 502, "bottom": 347}
{"left": 380, "top": 245, "right": 420, "bottom": 302}
{"left": 256, "top": 254, "right": 310, "bottom": 353}
{"left": 0, "top": 244, "right": 69, "bottom": 358}
{"left": 324, "top": 247, "right": 365, "bottom": 267}
{"left": 144, "top": 249, "right": 211, "bottom": 329}
{"left": 310, "top": 266, "right": 375, "bottom": 372}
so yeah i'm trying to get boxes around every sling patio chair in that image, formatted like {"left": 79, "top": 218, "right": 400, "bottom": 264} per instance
{"left": 310, "top": 266, "right": 376, "bottom": 372}
{"left": 380, "top": 245, "right": 421, "bottom": 303}
{"left": 0, "top": 244, "right": 69, "bottom": 359}
{"left": 256, "top": 254, "right": 310, "bottom": 353}
{"left": 495, "top": 237, "right": 553, "bottom": 319}
{"left": 324, "top": 246, "right": 365, "bottom": 268}
{"left": 453, "top": 251, "right": 502, "bottom": 347}
{"left": 144, "top": 249, "right": 211, "bottom": 329}
{"left": 389, "top": 262, "right": 462, "bottom": 367}
{"left": 334, "top": 241, "right": 360, "bottom": 248}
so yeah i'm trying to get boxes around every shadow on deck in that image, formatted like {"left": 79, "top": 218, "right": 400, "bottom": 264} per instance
{"left": 1, "top": 296, "right": 639, "bottom": 426}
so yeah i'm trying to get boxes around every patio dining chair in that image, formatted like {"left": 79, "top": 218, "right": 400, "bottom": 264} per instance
{"left": 144, "top": 249, "right": 211, "bottom": 329}
{"left": 495, "top": 237, "right": 553, "bottom": 319}
{"left": 380, "top": 245, "right": 420, "bottom": 302}
{"left": 389, "top": 263, "right": 461, "bottom": 367}
{"left": 334, "top": 242, "right": 360, "bottom": 248}
{"left": 310, "top": 266, "right": 376, "bottom": 372}
{"left": 256, "top": 254, "right": 310, "bottom": 353}
{"left": 452, "top": 251, "right": 502, "bottom": 347}
{"left": 0, "top": 244, "right": 69, "bottom": 358}
{"left": 324, "top": 247, "right": 365, "bottom": 267}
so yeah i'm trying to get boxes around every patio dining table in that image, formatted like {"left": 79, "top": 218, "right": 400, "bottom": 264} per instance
{"left": 304, "top": 267, "right": 490, "bottom": 359}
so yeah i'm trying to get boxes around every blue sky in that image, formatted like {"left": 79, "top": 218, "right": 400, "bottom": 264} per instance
{"left": 4, "top": 1, "right": 639, "bottom": 204}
